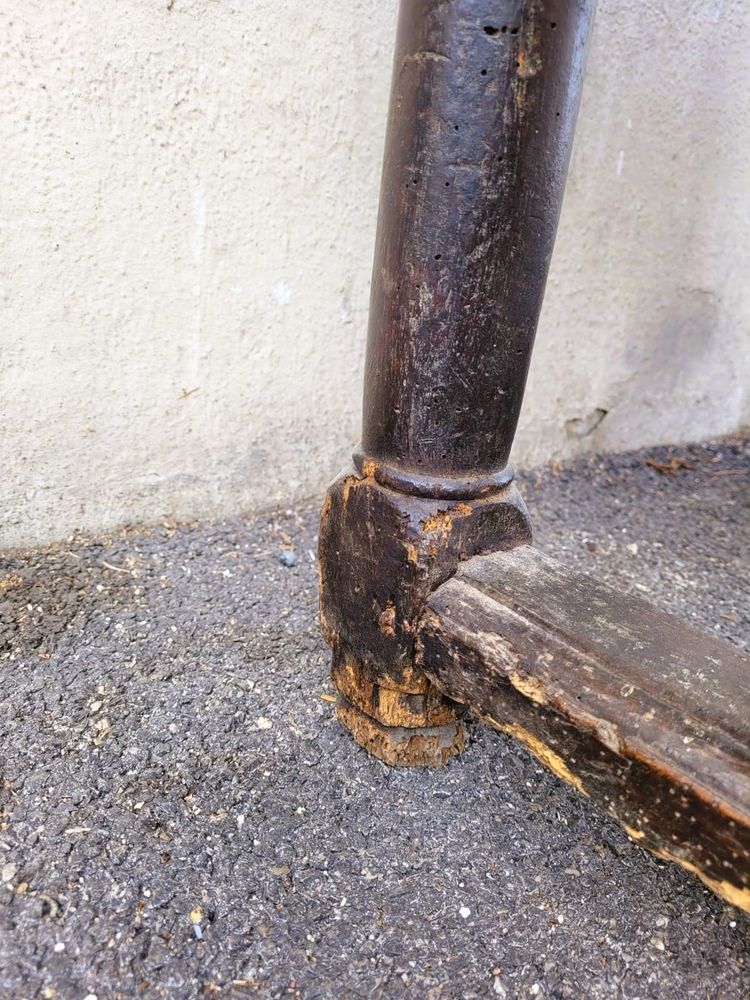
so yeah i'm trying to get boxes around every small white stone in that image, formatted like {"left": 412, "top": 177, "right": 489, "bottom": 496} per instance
{"left": 493, "top": 977, "right": 507, "bottom": 997}
{"left": 256, "top": 717, "right": 273, "bottom": 730}
{"left": 459, "top": 905, "right": 471, "bottom": 919}
{"left": 1, "top": 863, "right": 17, "bottom": 883}
{"left": 53, "top": 942, "right": 65, "bottom": 953}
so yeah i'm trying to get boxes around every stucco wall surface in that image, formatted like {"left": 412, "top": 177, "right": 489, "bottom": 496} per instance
{"left": 2, "top": 1, "right": 748, "bottom": 548}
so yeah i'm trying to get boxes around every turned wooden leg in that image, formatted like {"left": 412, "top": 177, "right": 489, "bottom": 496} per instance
{"left": 319, "top": 0, "right": 596, "bottom": 765}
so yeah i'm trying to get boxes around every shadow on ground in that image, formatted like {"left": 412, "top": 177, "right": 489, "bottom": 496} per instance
{"left": 0, "top": 434, "right": 748, "bottom": 998}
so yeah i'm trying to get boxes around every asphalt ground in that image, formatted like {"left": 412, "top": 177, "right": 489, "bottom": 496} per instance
{"left": 0, "top": 433, "right": 748, "bottom": 999}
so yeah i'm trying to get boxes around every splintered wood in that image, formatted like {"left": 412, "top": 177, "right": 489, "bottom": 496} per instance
{"left": 418, "top": 545, "right": 750, "bottom": 911}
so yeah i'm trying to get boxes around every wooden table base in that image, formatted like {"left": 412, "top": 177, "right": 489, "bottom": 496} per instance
{"left": 317, "top": 0, "right": 750, "bottom": 912}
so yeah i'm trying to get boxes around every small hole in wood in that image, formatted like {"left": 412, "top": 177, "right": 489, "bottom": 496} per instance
{"left": 483, "top": 25, "right": 499, "bottom": 36}
{"left": 480, "top": 69, "right": 487, "bottom": 76}
{"left": 445, "top": 181, "right": 450, "bottom": 187}
{"left": 510, "top": 27, "right": 519, "bottom": 35}
{"left": 550, "top": 21, "right": 557, "bottom": 29}
{"left": 434, "top": 253, "right": 442, "bottom": 260}
{"left": 454, "top": 124, "right": 459, "bottom": 131}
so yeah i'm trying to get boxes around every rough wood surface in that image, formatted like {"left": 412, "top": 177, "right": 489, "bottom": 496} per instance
{"left": 318, "top": 1, "right": 595, "bottom": 764}
{"left": 418, "top": 545, "right": 750, "bottom": 910}
{"left": 359, "top": 0, "right": 596, "bottom": 493}
{"left": 335, "top": 696, "right": 465, "bottom": 769}
{"left": 318, "top": 466, "right": 530, "bottom": 764}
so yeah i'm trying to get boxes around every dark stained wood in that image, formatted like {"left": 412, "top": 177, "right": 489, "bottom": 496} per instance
{"left": 319, "top": 470, "right": 531, "bottom": 765}
{"left": 318, "top": 0, "right": 750, "bottom": 919}
{"left": 319, "top": 0, "right": 596, "bottom": 764}
{"left": 358, "top": 0, "right": 596, "bottom": 496}
{"left": 418, "top": 545, "right": 750, "bottom": 910}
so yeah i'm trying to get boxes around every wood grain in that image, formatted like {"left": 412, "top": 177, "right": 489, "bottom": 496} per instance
{"left": 418, "top": 545, "right": 750, "bottom": 910}
{"left": 358, "top": 0, "right": 596, "bottom": 494}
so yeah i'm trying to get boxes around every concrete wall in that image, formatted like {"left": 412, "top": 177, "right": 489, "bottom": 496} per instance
{"left": 2, "top": 0, "right": 748, "bottom": 548}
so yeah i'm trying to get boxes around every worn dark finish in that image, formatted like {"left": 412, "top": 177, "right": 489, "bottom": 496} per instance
{"left": 319, "top": 0, "right": 595, "bottom": 763}
{"left": 418, "top": 545, "right": 750, "bottom": 910}
{"left": 358, "top": 0, "right": 596, "bottom": 495}
{"left": 319, "top": 466, "right": 531, "bottom": 765}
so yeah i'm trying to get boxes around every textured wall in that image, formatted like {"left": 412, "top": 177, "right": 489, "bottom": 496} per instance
{"left": 2, "top": 1, "right": 748, "bottom": 547}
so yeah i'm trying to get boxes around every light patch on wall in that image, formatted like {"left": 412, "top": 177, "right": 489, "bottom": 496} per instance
{"left": 272, "top": 281, "right": 293, "bottom": 306}
{"left": 616, "top": 149, "right": 625, "bottom": 176}
{"left": 192, "top": 182, "right": 206, "bottom": 262}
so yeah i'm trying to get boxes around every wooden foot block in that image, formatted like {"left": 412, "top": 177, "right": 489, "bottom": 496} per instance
{"left": 318, "top": 464, "right": 530, "bottom": 766}
{"left": 336, "top": 695, "right": 464, "bottom": 768}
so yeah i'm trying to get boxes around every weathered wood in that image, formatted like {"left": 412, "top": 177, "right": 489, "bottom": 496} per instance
{"left": 358, "top": 0, "right": 596, "bottom": 496}
{"left": 319, "top": 473, "right": 531, "bottom": 766}
{"left": 319, "top": 0, "right": 596, "bottom": 764}
{"left": 418, "top": 545, "right": 750, "bottom": 910}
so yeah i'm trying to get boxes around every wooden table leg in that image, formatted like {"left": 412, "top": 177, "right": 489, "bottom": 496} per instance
{"left": 319, "top": 0, "right": 596, "bottom": 765}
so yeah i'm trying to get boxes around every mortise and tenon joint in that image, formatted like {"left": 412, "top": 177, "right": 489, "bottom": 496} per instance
{"left": 319, "top": 463, "right": 530, "bottom": 766}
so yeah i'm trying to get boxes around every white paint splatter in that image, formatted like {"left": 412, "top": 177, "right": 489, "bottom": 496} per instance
{"left": 616, "top": 149, "right": 625, "bottom": 176}
{"left": 272, "top": 280, "right": 293, "bottom": 305}
{"left": 192, "top": 182, "right": 206, "bottom": 262}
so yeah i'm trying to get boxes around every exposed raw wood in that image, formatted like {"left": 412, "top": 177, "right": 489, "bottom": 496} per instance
{"left": 418, "top": 545, "right": 750, "bottom": 910}
{"left": 335, "top": 696, "right": 465, "bottom": 769}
